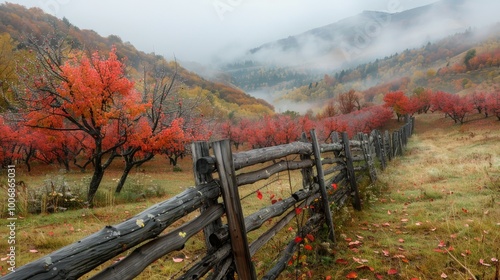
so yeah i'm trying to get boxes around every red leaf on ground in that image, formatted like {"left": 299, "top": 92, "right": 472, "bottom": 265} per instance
{"left": 335, "top": 259, "right": 349, "bottom": 265}
{"left": 294, "top": 236, "right": 303, "bottom": 244}
{"left": 387, "top": 268, "right": 398, "bottom": 275}
{"left": 304, "top": 244, "right": 313, "bottom": 251}
{"left": 346, "top": 271, "right": 358, "bottom": 279}
{"left": 256, "top": 190, "right": 263, "bottom": 200}
{"left": 356, "top": 265, "right": 375, "bottom": 271}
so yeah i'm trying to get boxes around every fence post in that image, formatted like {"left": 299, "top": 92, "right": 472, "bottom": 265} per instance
{"left": 384, "top": 130, "right": 392, "bottom": 161}
{"left": 300, "top": 132, "right": 314, "bottom": 190}
{"left": 310, "top": 130, "right": 336, "bottom": 242}
{"left": 374, "top": 130, "right": 386, "bottom": 170}
{"left": 212, "top": 140, "right": 257, "bottom": 280}
{"left": 392, "top": 131, "right": 398, "bottom": 157}
{"left": 191, "top": 142, "right": 223, "bottom": 256}
{"left": 361, "top": 133, "right": 377, "bottom": 183}
{"left": 342, "top": 132, "right": 362, "bottom": 211}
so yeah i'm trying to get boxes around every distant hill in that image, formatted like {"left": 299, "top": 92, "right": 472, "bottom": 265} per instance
{"left": 281, "top": 24, "right": 500, "bottom": 110}
{"left": 221, "top": 0, "right": 500, "bottom": 97}
{"left": 0, "top": 3, "right": 274, "bottom": 117}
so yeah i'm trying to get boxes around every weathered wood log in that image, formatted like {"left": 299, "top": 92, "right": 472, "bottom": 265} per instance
{"left": 192, "top": 142, "right": 214, "bottom": 184}
{"left": 90, "top": 205, "right": 225, "bottom": 280}
{"left": 375, "top": 131, "right": 387, "bottom": 170}
{"left": 392, "top": 131, "right": 399, "bottom": 157}
{"left": 248, "top": 193, "right": 321, "bottom": 256}
{"left": 262, "top": 214, "right": 323, "bottom": 280}
{"left": 3, "top": 183, "right": 220, "bottom": 280}
{"left": 300, "top": 132, "right": 315, "bottom": 191}
{"left": 185, "top": 193, "right": 321, "bottom": 280}
{"left": 323, "top": 164, "right": 345, "bottom": 177}
{"left": 178, "top": 244, "right": 232, "bottom": 280}
{"left": 191, "top": 142, "right": 223, "bottom": 258}
{"left": 236, "top": 159, "right": 314, "bottom": 186}
{"left": 210, "top": 185, "right": 320, "bottom": 246}
{"left": 212, "top": 139, "right": 256, "bottom": 280}
{"left": 232, "top": 141, "right": 312, "bottom": 170}
{"left": 319, "top": 142, "right": 343, "bottom": 153}
{"left": 342, "top": 132, "right": 361, "bottom": 211}
{"left": 361, "top": 133, "right": 377, "bottom": 183}
{"left": 311, "top": 129, "right": 336, "bottom": 242}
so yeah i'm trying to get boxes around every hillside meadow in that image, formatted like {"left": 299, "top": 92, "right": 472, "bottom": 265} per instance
{"left": 1, "top": 112, "right": 499, "bottom": 279}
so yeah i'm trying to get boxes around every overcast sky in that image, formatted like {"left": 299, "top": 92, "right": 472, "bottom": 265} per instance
{"left": 5, "top": 0, "right": 441, "bottom": 64}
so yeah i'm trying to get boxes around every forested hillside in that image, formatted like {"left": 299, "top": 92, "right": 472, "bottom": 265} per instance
{"left": 280, "top": 25, "right": 500, "bottom": 106}
{"left": 0, "top": 3, "right": 274, "bottom": 118}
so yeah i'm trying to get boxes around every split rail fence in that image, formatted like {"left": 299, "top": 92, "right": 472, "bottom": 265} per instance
{"left": 4, "top": 117, "right": 415, "bottom": 280}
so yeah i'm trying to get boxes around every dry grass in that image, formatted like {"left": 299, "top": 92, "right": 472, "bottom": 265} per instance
{"left": 318, "top": 113, "right": 500, "bottom": 280}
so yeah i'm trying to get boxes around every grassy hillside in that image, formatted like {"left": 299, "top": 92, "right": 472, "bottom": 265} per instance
{"left": 0, "top": 3, "right": 274, "bottom": 118}
{"left": 325, "top": 113, "right": 500, "bottom": 279}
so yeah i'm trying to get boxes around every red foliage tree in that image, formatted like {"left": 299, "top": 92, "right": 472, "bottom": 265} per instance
{"left": 383, "top": 91, "right": 410, "bottom": 121}
{"left": 487, "top": 91, "right": 500, "bottom": 120}
{"left": 431, "top": 91, "right": 473, "bottom": 124}
{"left": 0, "top": 114, "right": 20, "bottom": 167}
{"left": 468, "top": 91, "right": 488, "bottom": 117}
{"left": 23, "top": 46, "right": 145, "bottom": 204}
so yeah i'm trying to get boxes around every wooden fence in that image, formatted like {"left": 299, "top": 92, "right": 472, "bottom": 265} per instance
{"left": 4, "top": 118, "right": 415, "bottom": 280}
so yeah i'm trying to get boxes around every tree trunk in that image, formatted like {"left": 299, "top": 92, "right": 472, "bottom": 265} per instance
{"left": 115, "top": 162, "right": 133, "bottom": 193}
{"left": 87, "top": 164, "right": 105, "bottom": 206}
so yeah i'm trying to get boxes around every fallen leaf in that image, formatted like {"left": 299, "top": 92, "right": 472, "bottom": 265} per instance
{"left": 387, "top": 268, "right": 398, "bottom": 275}
{"left": 304, "top": 244, "right": 313, "bottom": 251}
{"left": 398, "top": 238, "right": 405, "bottom": 243}
{"left": 346, "top": 271, "right": 358, "bottom": 279}
{"left": 356, "top": 265, "right": 374, "bottom": 271}
{"left": 172, "top": 257, "right": 184, "bottom": 263}
{"left": 401, "top": 218, "right": 409, "bottom": 222}
{"left": 479, "top": 259, "right": 491, "bottom": 266}
{"left": 294, "top": 236, "right": 303, "bottom": 244}
{"left": 136, "top": 219, "right": 145, "bottom": 228}
{"left": 29, "top": 249, "right": 38, "bottom": 253}
{"left": 382, "top": 250, "right": 390, "bottom": 257}
{"left": 441, "top": 272, "right": 448, "bottom": 278}
{"left": 336, "top": 259, "right": 349, "bottom": 265}
{"left": 256, "top": 190, "right": 263, "bottom": 200}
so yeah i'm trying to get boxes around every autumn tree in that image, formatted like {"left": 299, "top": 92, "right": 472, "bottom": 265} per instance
{"left": 22, "top": 41, "right": 145, "bottom": 204}
{"left": 383, "top": 91, "right": 410, "bottom": 121}
{"left": 337, "top": 89, "right": 361, "bottom": 114}
{"left": 114, "top": 60, "right": 180, "bottom": 193}
{"left": 487, "top": 91, "right": 500, "bottom": 120}
{"left": 464, "top": 49, "right": 476, "bottom": 70}
{"left": 317, "top": 99, "right": 337, "bottom": 119}
{"left": 468, "top": 91, "right": 488, "bottom": 117}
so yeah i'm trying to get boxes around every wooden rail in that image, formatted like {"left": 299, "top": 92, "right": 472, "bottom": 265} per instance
{"left": 3, "top": 118, "right": 415, "bottom": 280}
